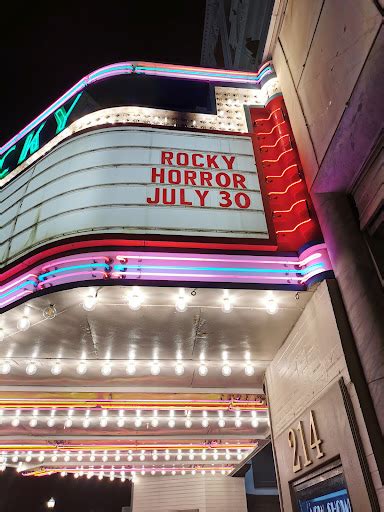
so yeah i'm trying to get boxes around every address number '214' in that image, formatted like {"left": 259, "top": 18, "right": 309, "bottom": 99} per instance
{"left": 287, "top": 410, "right": 324, "bottom": 473}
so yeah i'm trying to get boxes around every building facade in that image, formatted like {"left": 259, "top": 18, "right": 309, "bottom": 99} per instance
{"left": 1, "top": 12, "right": 383, "bottom": 509}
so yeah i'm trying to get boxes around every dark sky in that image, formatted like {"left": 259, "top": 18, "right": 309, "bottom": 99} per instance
{"left": 1, "top": 1, "right": 206, "bottom": 146}
{"left": 0, "top": 4, "right": 206, "bottom": 510}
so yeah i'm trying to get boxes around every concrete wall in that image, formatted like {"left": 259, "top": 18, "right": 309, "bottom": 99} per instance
{"left": 131, "top": 475, "right": 247, "bottom": 512}
{"left": 265, "top": 281, "right": 383, "bottom": 510}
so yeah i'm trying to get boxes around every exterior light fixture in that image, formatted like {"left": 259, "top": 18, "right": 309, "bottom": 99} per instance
{"left": 47, "top": 497, "right": 55, "bottom": 509}
{"left": 221, "top": 363, "right": 232, "bottom": 377}
{"left": 126, "top": 361, "right": 136, "bottom": 376}
{"left": 244, "top": 364, "right": 255, "bottom": 376}
{"left": 150, "top": 361, "right": 160, "bottom": 376}
{"left": 51, "top": 361, "right": 62, "bottom": 375}
{"left": 0, "top": 361, "right": 11, "bottom": 375}
{"left": 17, "top": 316, "right": 30, "bottom": 331}
{"left": 175, "top": 288, "right": 187, "bottom": 312}
{"left": 265, "top": 298, "right": 278, "bottom": 315}
{"left": 101, "top": 362, "right": 112, "bottom": 376}
{"left": 128, "top": 286, "right": 143, "bottom": 311}
{"left": 82, "top": 289, "right": 97, "bottom": 311}
{"left": 76, "top": 361, "right": 87, "bottom": 375}
{"left": 198, "top": 363, "right": 208, "bottom": 376}
{"left": 174, "top": 362, "right": 185, "bottom": 376}
{"left": 26, "top": 361, "right": 38, "bottom": 375}
{"left": 221, "top": 295, "right": 233, "bottom": 313}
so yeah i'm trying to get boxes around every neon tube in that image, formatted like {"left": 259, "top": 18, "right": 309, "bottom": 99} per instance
{"left": 253, "top": 108, "right": 281, "bottom": 122}
{"left": 268, "top": 179, "right": 302, "bottom": 196}
{"left": 255, "top": 121, "right": 286, "bottom": 136}
{"left": 262, "top": 148, "right": 293, "bottom": 164}
{"left": 38, "top": 263, "right": 110, "bottom": 281}
{"left": 276, "top": 219, "right": 312, "bottom": 234}
{"left": 259, "top": 133, "right": 290, "bottom": 149}
{"left": 273, "top": 199, "right": 307, "bottom": 214}
{"left": 265, "top": 163, "right": 298, "bottom": 180}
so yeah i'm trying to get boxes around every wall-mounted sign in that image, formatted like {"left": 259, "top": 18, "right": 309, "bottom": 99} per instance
{"left": 3, "top": 127, "right": 272, "bottom": 265}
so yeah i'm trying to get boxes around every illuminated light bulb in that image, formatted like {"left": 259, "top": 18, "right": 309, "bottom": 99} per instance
{"left": 201, "top": 418, "right": 209, "bottom": 428}
{"left": 218, "top": 418, "right": 226, "bottom": 428}
{"left": 140, "top": 454, "right": 145, "bottom": 461}
{"left": 11, "top": 418, "right": 20, "bottom": 427}
{"left": 211, "top": 470, "right": 216, "bottom": 475}
{"left": 221, "top": 469, "right": 226, "bottom": 475}
{"left": 235, "top": 419, "right": 242, "bottom": 428}
{"left": 221, "top": 364, "right": 232, "bottom": 377}
{"left": 201, "top": 452, "right": 207, "bottom": 461}
{"left": 201, "top": 469, "right": 206, "bottom": 475}
{"left": 225, "top": 453, "right": 231, "bottom": 460}
{"left": 151, "top": 469, "right": 156, "bottom": 475}
{"left": 83, "top": 418, "right": 91, "bottom": 428}
{"left": 64, "top": 418, "right": 73, "bottom": 428}
{"left": 140, "top": 470, "right": 145, "bottom": 476}
{"left": 213, "top": 453, "right": 219, "bottom": 460}
{"left": 185, "top": 418, "right": 192, "bottom": 429}
{"left": 126, "top": 362, "right": 136, "bottom": 376}
{"left": 150, "top": 361, "right": 160, "bottom": 376}
{"left": 168, "top": 419, "right": 175, "bottom": 428}
{"left": 76, "top": 361, "right": 87, "bottom": 375}
{"left": 191, "top": 469, "right": 196, "bottom": 475}
{"left": 29, "top": 418, "right": 38, "bottom": 427}
{"left": 244, "top": 364, "right": 255, "bottom": 376}
{"left": 61, "top": 471, "right": 66, "bottom": 477}
{"left": 102, "top": 455, "right": 108, "bottom": 462}
{"left": 98, "top": 473, "right": 103, "bottom": 480}
{"left": 0, "top": 361, "right": 11, "bottom": 375}
{"left": 87, "top": 472, "right": 92, "bottom": 479}
{"left": 82, "top": 294, "right": 97, "bottom": 311}
{"left": 0, "top": 329, "right": 5, "bottom": 342}
{"left": 11, "top": 455, "right": 18, "bottom": 462}
{"left": 74, "top": 473, "right": 79, "bottom": 479}
{"left": 115, "top": 454, "right": 121, "bottom": 462}
{"left": 265, "top": 298, "right": 279, "bottom": 315}
{"left": 251, "top": 418, "right": 259, "bottom": 428}
{"left": 189, "top": 453, "right": 194, "bottom": 460}
{"left": 17, "top": 316, "right": 30, "bottom": 331}
{"left": 38, "top": 454, "right": 45, "bottom": 462}
{"left": 128, "top": 287, "right": 143, "bottom": 311}
{"left": 171, "top": 470, "right": 176, "bottom": 475}
{"left": 117, "top": 418, "right": 125, "bottom": 428}
{"left": 175, "top": 289, "right": 187, "bottom": 312}
{"left": 47, "top": 418, "right": 55, "bottom": 428}
{"left": 51, "top": 455, "right": 58, "bottom": 462}
{"left": 51, "top": 361, "right": 62, "bottom": 375}
{"left": 164, "top": 453, "right": 170, "bottom": 461}
{"left": 174, "top": 362, "right": 185, "bottom": 376}
{"left": 100, "top": 417, "right": 108, "bottom": 427}
{"left": 134, "top": 418, "right": 142, "bottom": 428}
{"left": 181, "top": 470, "right": 186, "bottom": 475}
{"left": 64, "top": 454, "right": 70, "bottom": 462}
{"left": 176, "top": 452, "right": 182, "bottom": 461}
{"left": 26, "top": 361, "right": 37, "bottom": 376}
{"left": 127, "top": 454, "right": 133, "bottom": 462}
{"left": 221, "top": 296, "right": 233, "bottom": 313}
{"left": 101, "top": 362, "right": 112, "bottom": 376}
{"left": 161, "top": 470, "right": 166, "bottom": 475}
{"left": 198, "top": 363, "right": 208, "bottom": 376}
{"left": 150, "top": 417, "right": 159, "bottom": 428}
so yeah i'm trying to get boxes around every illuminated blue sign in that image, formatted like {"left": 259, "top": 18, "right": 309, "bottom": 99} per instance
{"left": 299, "top": 489, "right": 352, "bottom": 512}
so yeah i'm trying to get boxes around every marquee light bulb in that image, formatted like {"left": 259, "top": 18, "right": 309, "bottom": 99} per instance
{"left": 221, "top": 296, "right": 233, "bottom": 313}
{"left": 117, "top": 418, "right": 125, "bottom": 428}
{"left": 201, "top": 418, "right": 209, "bottom": 428}
{"left": 0, "top": 361, "right": 11, "bottom": 375}
{"left": 65, "top": 418, "right": 73, "bottom": 428}
{"left": 134, "top": 418, "right": 142, "bottom": 428}
{"left": 168, "top": 419, "right": 176, "bottom": 428}
{"left": 175, "top": 289, "right": 187, "bottom": 312}
{"left": 17, "top": 316, "right": 30, "bottom": 331}
{"left": 11, "top": 418, "right": 20, "bottom": 427}
{"left": 265, "top": 298, "right": 279, "bottom": 315}
{"left": 185, "top": 418, "right": 192, "bottom": 428}
{"left": 221, "top": 364, "right": 232, "bottom": 377}
{"left": 128, "top": 287, "right": 143, "bottom": 311}
{"left": 26, "top": 361, "right": 37, "bottom": 375}
{"left": 82, "top": 295, "right": 97, "bottom": 311}
{"left": 101, "top": 362, "right": 112, "bottom": 376}
{"left": 174, "top": 362, "right": 185, "bottom": 376}
{"left": 244, "top": 364, "right": 255, "bottom": 376}
{"left": 47, "top": 418, "right": 55, "bottom": 428}
{"left": 76, "top": 361, "right": 87, "bottom": 375}
{"left": 150, "top": 361, "right": 160, "bottom": 376}
{"left": 151, "top": 418, "right": 159, "bottom": 428}
{"left": 126, "top": 362, "right": 136, "bottom": 376}
{"left": 237, "top": 453, "right": 242, "bottom": 460}
{"left": 51, "top": 361, "right": 62, "bottom": 375}
{"left": 218, "top": 418, "right": 226, "bottom": 428}
{"left": 251, "top": 418, "right": 259, "bottom": 428}
{"left": 83, "top": 418, "right": 90, "bottom": 428}
{"left": 225, "top": 453, "right": 231, "bottom": 460}
{"left": 235, "top": 419, "right": 242, "bottom": 428}
{"left": 198, "top": 363, "right": 208, "bottom": 376}
{"left": 100, "top": 417, "right": 108, "bottom": 427}
{"left": 29, "top": 418, "right": 38, "bottom": 427}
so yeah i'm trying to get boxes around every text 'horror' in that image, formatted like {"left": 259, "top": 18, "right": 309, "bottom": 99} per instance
{"left": 146, "top": 151, "right": 253, "bottom": 208}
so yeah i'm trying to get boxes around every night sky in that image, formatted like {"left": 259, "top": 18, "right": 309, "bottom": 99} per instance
{"left": 0, "top": 3, "right": 205, "bottom": 511}
{"left": 1, "top": 1, "right": 206, "bottom": 146}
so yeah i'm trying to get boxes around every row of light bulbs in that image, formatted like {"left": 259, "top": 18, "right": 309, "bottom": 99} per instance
{"left": 0, "top": 358, "right": 258, "bottom": 377}
{"left": 0, "top": 289, "right": 279, "bottom": 340}
{"left": 1, "top": 448, "right": 249, "bottom": 464}
{"left": 0, "top": 409, "right": 265, "bottom": 430}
